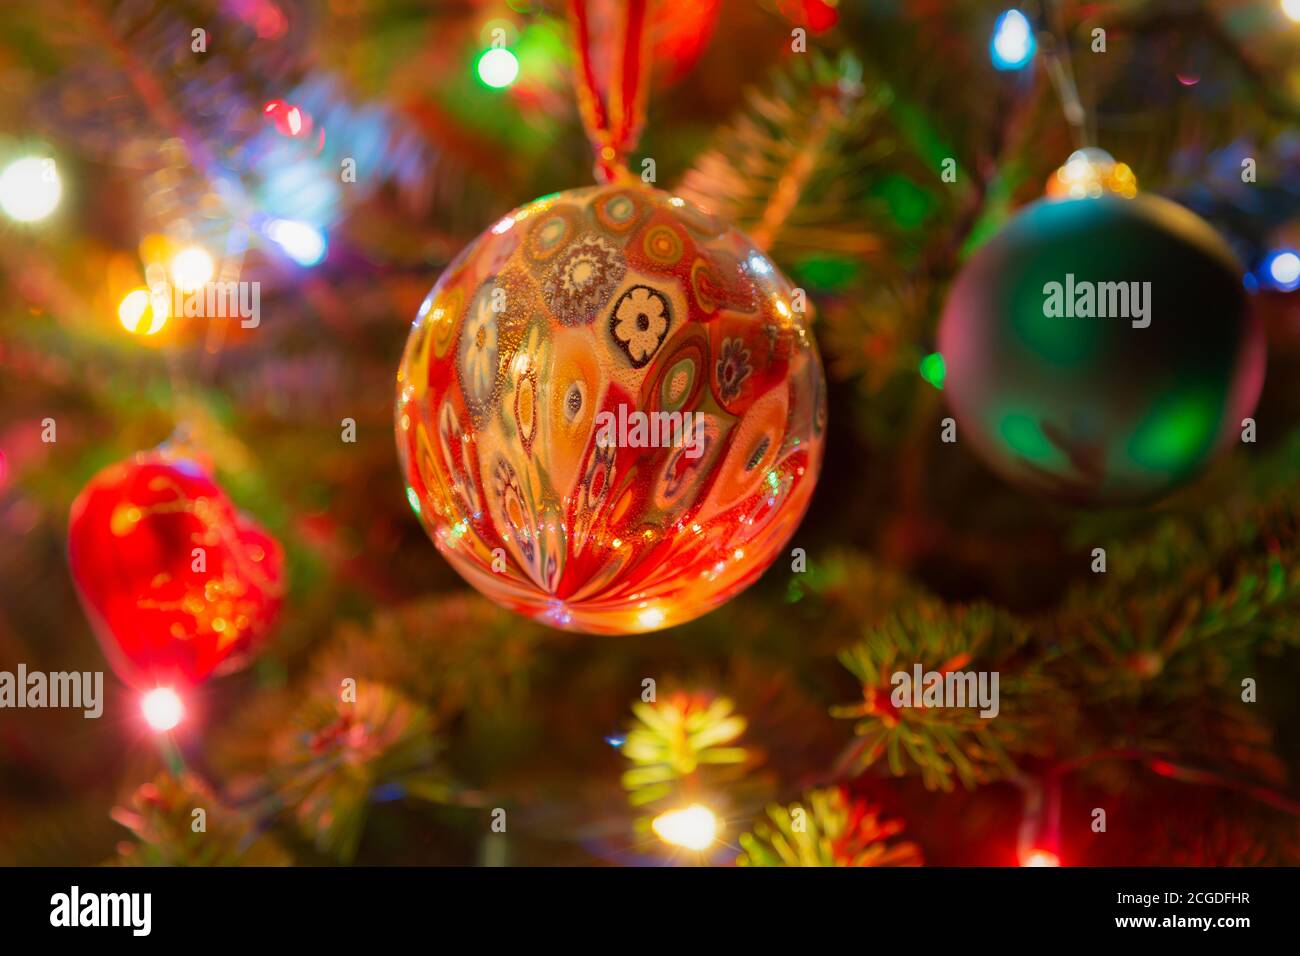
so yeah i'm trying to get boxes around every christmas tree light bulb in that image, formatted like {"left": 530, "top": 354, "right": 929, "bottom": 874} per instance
{"left": 1020, "top": 848, "right": 1061, "bottom": 867}
{"left": 919, "top": 352, "right": 946, "bottom": 390}
{"left": 991, "top": 10, "right": 1036, "bottom": 71}
{"left": 651, "top": 804, "right": 719, "bottom": 851}
{"left": 1265, "top": 249, "right": 1300, "bottom": 290}
{"left": 170, "top": 246, "right": 215, "bottom": 292}
{"left": 141, "top": 687, "right": 183, "bottom": 732}
{"left": 118, "top": 287, "right": 169, "bottom": 335}
{"left": 0, "top": 156, "right": 62, "bottom": 222}
{"left": 266, "top": 218, "right": 327, "bottom": 266}
{"left": 476, "top": 48, "right": 519, "bottom": 88}
{"left": 1283, "top": 0, "right": 1300, "bottom": 25}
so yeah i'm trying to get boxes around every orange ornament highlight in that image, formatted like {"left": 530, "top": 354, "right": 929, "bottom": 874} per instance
{"left": 395, "top": 183, "right": 826, "bottom": 633}
{"left": 1045, "top": 147, "right": 1138, "bottom": 200}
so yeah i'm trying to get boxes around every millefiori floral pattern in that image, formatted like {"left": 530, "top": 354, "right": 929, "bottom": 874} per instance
{"left": 610, "top": 285, "right": 670, "bottom": 367}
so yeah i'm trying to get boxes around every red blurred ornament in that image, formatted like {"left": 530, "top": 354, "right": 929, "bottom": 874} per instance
{"left": 68, "top": 449, "right": 286, "bottom": 690}
{"left": 649, "top": 0, "right": 721, "bottom": 82}
{"left": 263, "top": 99, "right": 324, "bottom": 152}
{"left": 776, "top": 0, "right": 839, "bottom": 34}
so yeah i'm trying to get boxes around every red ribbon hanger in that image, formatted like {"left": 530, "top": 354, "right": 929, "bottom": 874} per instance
{"left": 568, "top": 0, "right": 651, "bottom": 183}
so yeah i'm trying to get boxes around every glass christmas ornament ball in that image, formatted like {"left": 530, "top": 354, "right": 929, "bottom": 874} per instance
{"left": 937, "top": 194, "right": 1266, "bottom": 505}
{"left": 396, "top": 183, "right": 826, "bottom": 633}
{"left": 68, "top": 449, "right": 286, "bottom": 689}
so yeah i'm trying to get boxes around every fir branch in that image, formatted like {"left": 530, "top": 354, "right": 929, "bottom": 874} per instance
{"left": 1060, "top": 748, "right": 1300, "bottom": 819}
{"left": 1065, "top": 430, "right": 1300, "bottom": 605}
{"left": 736, "top": 787, "right": 921, "bottom": 867}
{"left": 112, "top": 772, "right": 292, "bottom": 867}
{"left": 832, "top": 601, "right": 1055, "bottom": 791}
{"left": 270, "top": 679, "right": 450, "bottom": 863}
{"left": 305, "top": 595, "right": 546, "bottom": 721}
{"left": 620, "top": 691, "right": 756, "bottom": 809}
{"left": 1054, "top": 510, "right": 1300, "bottom": 711}
{"left": 675, "top": 51, "right": 882, "bottom": 258}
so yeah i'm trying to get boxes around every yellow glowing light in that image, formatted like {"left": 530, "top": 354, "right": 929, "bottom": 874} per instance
{"left": 170, "top": 246, "right": 215, "bottom": 292}
{"left": 1020, "top": 848, "right": 1061, "bottom": 867}
{"left": 141, "top": 687, "right": 184, "bottom": 732}
{"left": 0, "top": 156, "right": 62, "bottom": 222}
{"left": 636, "top": 606, "right": 666, "bottom": 629}
{"left": 651, "top": 804, "right": 719, "bottom": 851}
{"left": 1047, "top": 147, "right": 1137, "bottom": 200}
{"left": 117, "top": 287, "right": 169, "bottom": 335}
{"left": 1284, "top": 0, "right": 1300, "bottom": 23}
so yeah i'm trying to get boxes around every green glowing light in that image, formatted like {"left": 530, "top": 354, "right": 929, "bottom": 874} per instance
{"left": 1128, "top": 389, "right": 1219, "bottom": 471}
{"left": 1269, "top": 556, "right": 1286, "bottom": 597}
{"left": 406, "top": 487, "right": 421, "bottom": 515}
{"left": 873, "top": 174, "right": 936, "bottom": 229}
{"left": 795, "top": 254, "right": 859, "bottom": 291}
{"left": 476, "top": 48, "right": 519, "bottom": 89}
{"left": 999, "top": 413, "right": 1055, "bottom": 463}
{"left": 919, "top": 352, "right": 946, "bottom": 390}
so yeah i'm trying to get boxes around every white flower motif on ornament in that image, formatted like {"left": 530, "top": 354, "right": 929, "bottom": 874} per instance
{"left": 610, "top": 285, "right": 670, "bottom": 368}
{"left": 459, "top": 286, "right": 500, "bottom": 405}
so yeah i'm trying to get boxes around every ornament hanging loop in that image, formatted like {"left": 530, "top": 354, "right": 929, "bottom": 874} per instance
{"left": 568, "top": 0, "right": 650, "bottom": 184}
{"left": 593, "top": 145, "right": 627, "bottom": 185}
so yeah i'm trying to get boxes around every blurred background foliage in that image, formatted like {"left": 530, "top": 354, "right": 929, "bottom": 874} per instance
{"left": 1, "top": 0, "right": 1299, "bottom": 865}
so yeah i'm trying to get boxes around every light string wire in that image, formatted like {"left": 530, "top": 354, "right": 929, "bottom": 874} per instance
{"left": 1039, "top": 0, "right": 1092, "bottom": 149}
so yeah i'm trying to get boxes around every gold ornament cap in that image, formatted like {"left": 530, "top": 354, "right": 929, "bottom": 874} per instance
{"left": 1046, "top": 147, "right": 1138, "bottom": 200}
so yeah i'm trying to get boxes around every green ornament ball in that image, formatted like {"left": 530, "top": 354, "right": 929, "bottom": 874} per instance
{"left": 937, "top": 194, "right": 1266, "bottom": 505}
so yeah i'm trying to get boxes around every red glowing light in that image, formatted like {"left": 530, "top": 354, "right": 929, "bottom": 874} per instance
{"left": 263, "top": 100, "right": 312, "bottom": 138}
{"left": 1020, "top": 848, "right": 1061, "bottom": 867}
{"left": 232, "top": 0, "right": 287, "bottom": 39}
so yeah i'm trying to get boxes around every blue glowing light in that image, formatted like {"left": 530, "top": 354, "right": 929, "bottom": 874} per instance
{"left": 1264, "top": 249, "right": 1300, "bottom": 292}
{"left": 991, "top": 10, "right": 1036, "bottom": 71}
{"left": 746, "top": 251, "right": 774, "bottom": 276}
{"left": 266, "top": 218, "right": 327, "bottom": 266}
